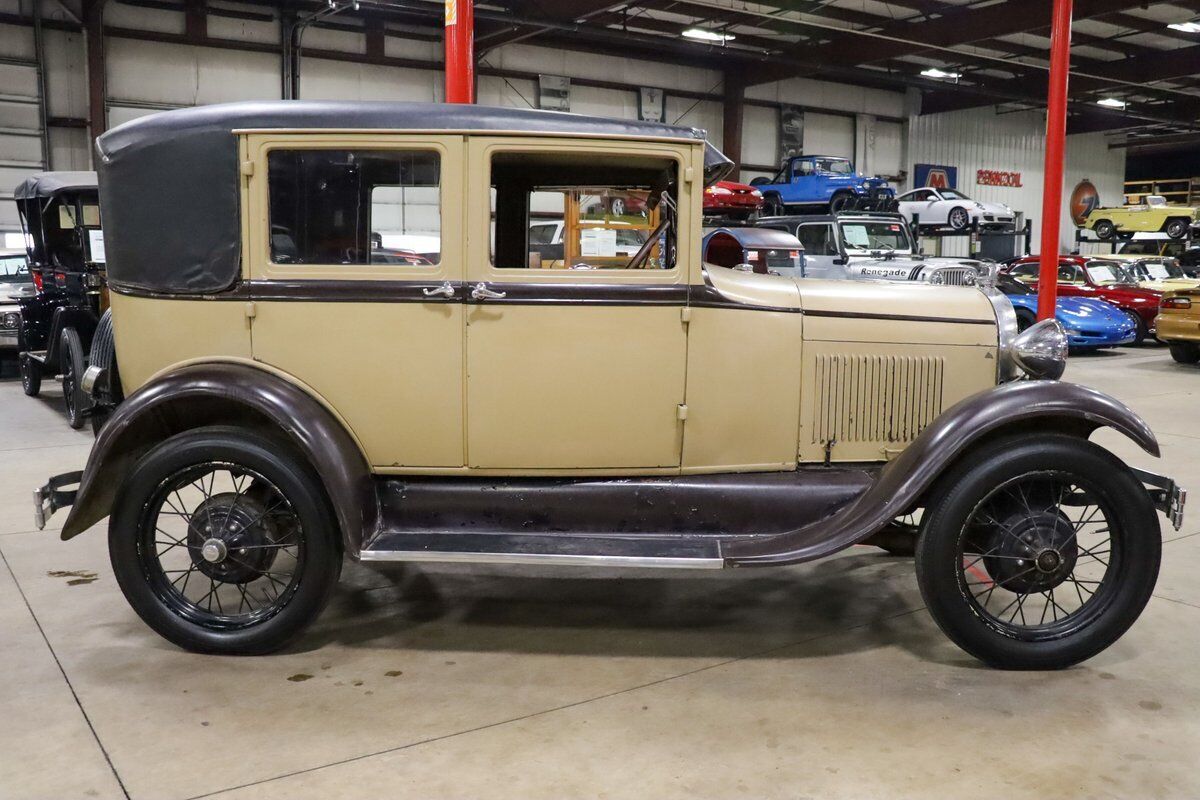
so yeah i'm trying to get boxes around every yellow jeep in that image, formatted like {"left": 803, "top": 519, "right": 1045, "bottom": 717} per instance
{"left": 1084, "top": 195, "right": 1197, "bottom": 240}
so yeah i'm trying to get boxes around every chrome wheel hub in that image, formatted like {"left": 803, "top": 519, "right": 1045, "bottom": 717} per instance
{"left": 200, "top": 538, "right": 227, "bottom": 564}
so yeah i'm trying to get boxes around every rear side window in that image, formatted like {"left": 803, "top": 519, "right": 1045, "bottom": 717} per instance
{"left": 268, "top": 149, "right": 440, "bottom": 266}
{"left": 795, "top": 224, "right": 838, "bottom": 256}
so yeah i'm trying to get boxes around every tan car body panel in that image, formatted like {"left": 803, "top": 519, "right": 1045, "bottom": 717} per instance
{"left": 1156, "top": 289, "right": 1200, "bottom": 344}
{"left": 108, "top": 129, "right": 1001, "bottom": 477}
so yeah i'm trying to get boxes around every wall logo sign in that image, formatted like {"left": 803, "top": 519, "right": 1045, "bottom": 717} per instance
{"left": 976, "top": 169, "right": 1022, "bottom": 188}
{"left": 537, "top": 75, "right": 571, "bottom": 112}
{"left": 638, "top": 87, "right": 665, "bottom": 123}
{"left": 1070, "top": 179, "right": 1101, "bottom": 226}
{"left": 914, "top": 163, "right": 957, "bottom": 189}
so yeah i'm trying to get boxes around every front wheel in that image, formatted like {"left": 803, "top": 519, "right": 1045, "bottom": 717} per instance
{"left": 947, "top": 206, "right": 971, "bottom": 231}
{"left": 59, "top": 328, "right": 86, "bottom": 429}
{"left": 829, "top": 192, "right": 855, "bottom": 214}
{"left": 1165, "top": 219, "right": 1189, "bottom": 240}
{"left": 1123, "top": 310, "right": 1147, "bottom": 345}
{"left": 1169, "top": 342, "right": 1200, "bottom": 364}
{"left": 916, "top": 434, "right": 1160, "bottom": 669}
{"left": 19, "top": 353, "right": 41, "bottom": 397}
{"left": 1092, "top": 220, "right": 1115, "bottom": 240}
{"left": 762, "top": 193, "right": 784, "bottom": 217}
{"left": 109, "top": 426, "right": 342, "bottom": 655}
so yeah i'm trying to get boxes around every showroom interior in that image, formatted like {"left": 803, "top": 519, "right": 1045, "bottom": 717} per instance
{"left": 2, "top": 0, "right": 1200, "bottom": 797}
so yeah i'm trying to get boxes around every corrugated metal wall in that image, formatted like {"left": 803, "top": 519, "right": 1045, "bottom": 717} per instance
{"left": 909, "top": 106, "right": 1126, "bottom": 255}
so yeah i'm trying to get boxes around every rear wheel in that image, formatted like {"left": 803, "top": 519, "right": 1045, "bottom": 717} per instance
{"left": 1165, "top": 219, "right": 1189, "bottom": 240}
{"left": 1169, "top": 342, "right": 1200, "bottom": 364}
{"left": 762, "top": 193, "right": 784, "bottom": 217}
{"left": 1093, "top": 220, "right": 1115, "bottom": 240}
{"left": 916, "top": 434, "right": 1160, "bottom": 669}
{"left": 109, "top": 427, "right": 342, "bottom": 655}
{"left": 59, "top": 328, "right": 86, "bottom": 429}
{"left": 19, "top": 353, "right": 40, "bottom": 397}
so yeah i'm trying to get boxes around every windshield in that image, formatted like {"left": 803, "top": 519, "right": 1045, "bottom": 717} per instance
{"left": 816, "top": 158, "right": 853, "bottom": 174}
{"left": 1085, "top": 260, "right": 1136, "bottom": 285}
{"left": 840, "top": 220, "right": 911, "bottom": 252}
{"left": 1137, "top": 261, "right": 1182, "bottom": 280}
{"left": 997, "top": 274, "right": 1034, "bottom": 295}
{"left": 1118, "top": 241, "right": 1158, "bottom": 256}
{"left": 0, "top": 255, "right": 30, "bottom": 281}
{"left": 940, "top": 189, "right": 970, "bottom": 200}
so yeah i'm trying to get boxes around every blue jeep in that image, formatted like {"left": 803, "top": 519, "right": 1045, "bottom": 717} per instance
{"left": 750, "top": 155, "right": 896, "bottom": 215}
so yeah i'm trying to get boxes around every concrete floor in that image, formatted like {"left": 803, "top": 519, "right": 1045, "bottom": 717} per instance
{"left": 2, "top": 347, "right": 1199, "bottom": 800}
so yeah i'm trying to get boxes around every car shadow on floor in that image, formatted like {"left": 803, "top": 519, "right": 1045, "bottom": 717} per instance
{"left": 293, "top": 550, "right": 967, "bottom": 667}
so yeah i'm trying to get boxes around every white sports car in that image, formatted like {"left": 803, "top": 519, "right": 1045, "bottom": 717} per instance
{"left": 896, "top": 187, "right": 1016, "bottom": 231}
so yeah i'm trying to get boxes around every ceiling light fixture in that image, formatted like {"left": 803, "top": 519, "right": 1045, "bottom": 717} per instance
{"left": 682, "top": 28, "right": 736, "bottom": 43}
{"left": 920, "top": 67, "right": 961, "bottom": 81}
{"left": 1167, "top": 21, "right": 1200, "bottom": 33}
{"left": 1097, "top": 97, "right": 1127, "bottom": 109}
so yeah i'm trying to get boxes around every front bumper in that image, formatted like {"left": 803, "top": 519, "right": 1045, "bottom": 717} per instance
{"left": 0, "top": 330, "right": 17, "bottom": 349}
{"left": 1132, "top": 468, "right": 1187, "bottom": 531}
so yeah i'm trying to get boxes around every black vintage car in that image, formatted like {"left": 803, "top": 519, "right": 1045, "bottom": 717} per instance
{"left": 14, "top": 172, "right": 119, "bottom": 430}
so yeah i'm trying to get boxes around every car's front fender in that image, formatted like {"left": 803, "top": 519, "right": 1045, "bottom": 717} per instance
{"left": 724, "top": 380, "right": 1160, "bottom": 566}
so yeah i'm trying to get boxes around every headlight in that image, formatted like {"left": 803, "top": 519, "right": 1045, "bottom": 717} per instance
{"left": 1, "top": 310, "right": 19, "bottom": 329}
{"left": 1012, "top": 319, "right": 1068, "bottom": 380}
{"left": 750, "top": 189, "right": 762, "bottom": 198}
{"left": 985, "top": 287, "right": 1021, "bottom": 382}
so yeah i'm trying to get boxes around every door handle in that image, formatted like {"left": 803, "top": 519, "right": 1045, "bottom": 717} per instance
{"left": 422, "top": 281, "right": 456, "bottom": 298}
{"left": 470, "top": 282, "right": 507, "bottom": 301}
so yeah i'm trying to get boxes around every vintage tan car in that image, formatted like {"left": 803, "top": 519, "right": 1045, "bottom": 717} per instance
{"left": 35, "top": 102, "right": 1184, "bottom": 669}
{"left": 1084, "top": 195, "right": 1197, "bottom": 241}
{"left": 1155, "top": 289, "right": 1200, "bottom": 363}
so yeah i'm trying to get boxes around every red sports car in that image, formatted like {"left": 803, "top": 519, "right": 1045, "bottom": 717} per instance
{"left": 1003, "top": 255, "right": 1162, "bottom": 344}
{"left": 704, "top": 180, "right": 764, "bottom": 220}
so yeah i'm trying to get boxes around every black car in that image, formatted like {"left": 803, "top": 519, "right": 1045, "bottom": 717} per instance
{"left": 14, "top": 172, "right": 118, "bottom": 430}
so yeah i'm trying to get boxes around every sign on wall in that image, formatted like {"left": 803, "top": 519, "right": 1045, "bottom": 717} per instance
{"left": 976, "top": 169, "right": 1023, "bottom": 188}
{"left": 638, "top": 87, "right": 665, "bottom": 123}
{"left": 538, "top": 75, "right": 571, "bottom": 112}
{"left": 913, "top": 163, "right": 958, "bottom": 189}
{"left": 778, "top": 104, "right": 805, "bottom": 162}
{"left": 1069, "top": 179, "right": 1101, "bottom": 226}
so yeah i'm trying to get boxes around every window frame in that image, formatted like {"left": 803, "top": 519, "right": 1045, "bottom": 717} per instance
{"left": 242, "top": 132, "right": 463, "bottom": 283}
{"left": 466, "top": 135, "right": 698, "bottom": 286}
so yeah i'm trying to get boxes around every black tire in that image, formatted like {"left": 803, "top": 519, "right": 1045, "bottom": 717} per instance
{"left": 829, "top": 192, "right": 855, "bottom": 214}
{"left": 1015, "top": 309, "right": 1036, "bottom": 333}
{"left": 19, "top": 353, "right": 41, "bottom": 397}
{"left": 1169, "top": 342, "right": 1200, "bottom": 364}
{"left": 1093, "top": 220, "right": 1115, "bottom": 240}
{"left": 87, "top": 309, "right": 120, "bottom": 437}
{"left": 762, "top": 193, "right": 784, "bottom": 217}
{"left": 947, "top": 206, "right": 971, "bottom": 231}
{"left": 59, "top": 328, "right": 86, "bottom": 429}
{"left": 1165, "top": 219, "right": 1189, "bottom": 240}
{"left": 916, "top": 434, "right": 1160, "bottom": 669}
{"left": 109, "top": 426, "right": 343, "bottom": 655}
{"left": 1122, "top": 309, "right": 1147, "bottom": 346}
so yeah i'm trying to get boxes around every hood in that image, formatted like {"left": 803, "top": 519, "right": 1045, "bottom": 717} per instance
{"left": 1057, "top": 296, "right": 1130, "bottom": 324}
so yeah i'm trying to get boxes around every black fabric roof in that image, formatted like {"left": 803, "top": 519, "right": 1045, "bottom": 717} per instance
{"left": 13, "top": 171, "right": 98, "bottom": 200}
{"left": 96, "top": 101, "right": 732, "bottom": 295}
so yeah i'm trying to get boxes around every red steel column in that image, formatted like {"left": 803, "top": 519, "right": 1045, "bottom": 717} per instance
{"left": 1037, "top": 0, "right": 1073, "bottom": 321}
{"left": 444, "top": 0, "right": 475, "bottom": 104}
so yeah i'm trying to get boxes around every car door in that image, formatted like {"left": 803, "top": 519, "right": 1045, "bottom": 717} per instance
{"left": 462, "top": 135, "right": 693, "bottom": 471}
{"left": 794, "top": 222, "right": 842, "bottom": 278}
{"left": 243, "top": 132, "right": 467, "bottom": 469}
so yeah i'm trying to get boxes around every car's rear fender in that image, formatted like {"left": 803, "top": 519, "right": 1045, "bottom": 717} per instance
{"left": 723, "top": 380, "right": 1161, "bottom": 566}
{"left": 56, "top": 361, "right": 378, "bottom": 556}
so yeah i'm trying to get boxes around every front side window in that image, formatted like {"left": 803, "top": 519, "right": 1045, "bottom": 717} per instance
{"left": 268, "top": 149, "right": 440, "bottom": 266}
{"left": 490, "top": 151, "right": 676, "bottom": 270}
{"left": 1011, "top": 264, "right": 1039, "bottom": 281}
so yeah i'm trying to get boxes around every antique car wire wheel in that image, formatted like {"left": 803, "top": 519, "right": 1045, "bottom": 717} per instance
{"left": 135, "top": 462, "right": 306, "bottom": 629}
{"left": 957, "top": 470, "right": 1117, "bottom": 640}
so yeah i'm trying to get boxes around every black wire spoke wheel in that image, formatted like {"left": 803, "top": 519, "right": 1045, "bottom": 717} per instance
{"left": 916, "top": 434, "right": 1160, "bottom": 669}
{"left": 958, "top": 472, "right": 1115, "bottom": 639}
{"left": 140, "top": 463, "right": 305, "bottom": 629}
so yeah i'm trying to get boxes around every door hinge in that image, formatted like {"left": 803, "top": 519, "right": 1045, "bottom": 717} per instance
{"left": 680, "top": 306, "right": 692, "bottom": 324}
{"left": 677, "top": 403, "right": 689, "bottom": 421}
{"left": 244, "top": 301, "right": 257, "bottom": 322}
{"left": 684, "top": 166, "right": 695, "bottom": 183}
{"left": 240, "top": 160, "right": 255, "bottom": 177}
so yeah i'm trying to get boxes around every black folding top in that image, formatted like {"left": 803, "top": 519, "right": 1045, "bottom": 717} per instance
{"left": 95, "top": 101, "right": 734, "bottom": 294}
{"left": 13, "top": 171, "right": 98, "bottom": 200}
